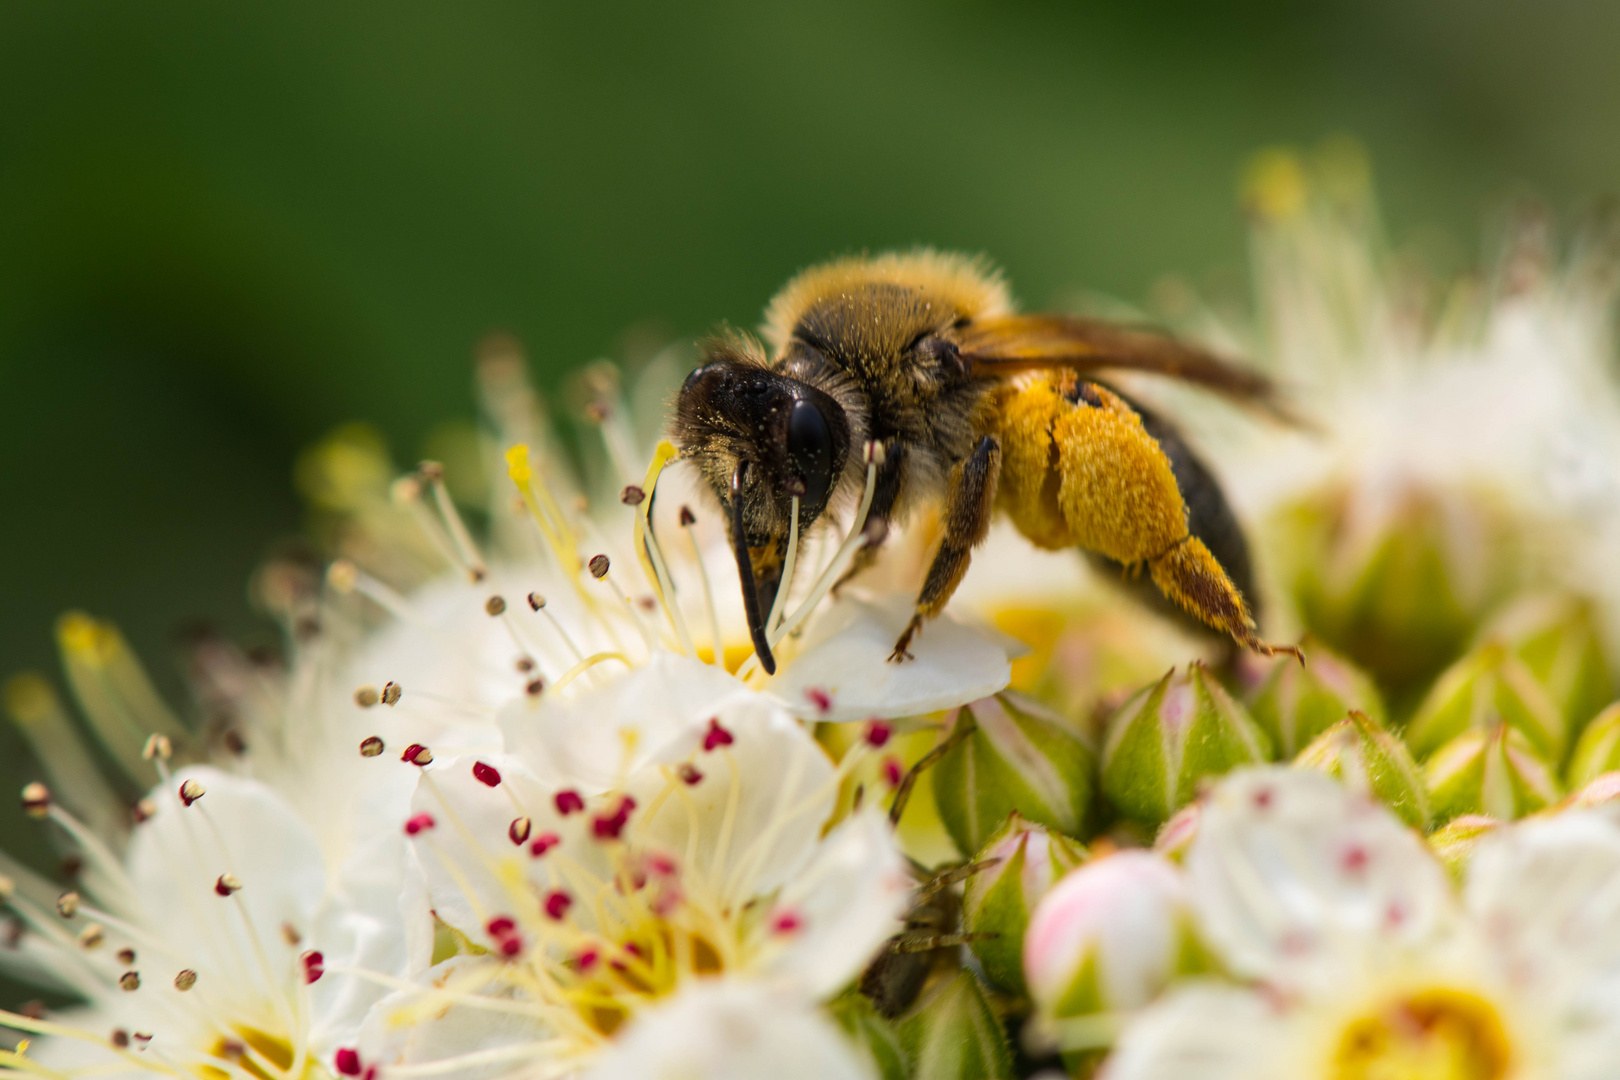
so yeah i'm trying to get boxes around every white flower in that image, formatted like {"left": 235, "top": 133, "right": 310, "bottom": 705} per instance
{"left": 345, "top": 667, "right": 911, "bottom": 1079}
{"left": 17, "top": 766, "right": 386, "bottom": 1080}
{"left": 580, "top": 978, "right": 875, "bottom": 1080}
{"left": 1105, "top": 766, "right": 1620, "bottom": 1080}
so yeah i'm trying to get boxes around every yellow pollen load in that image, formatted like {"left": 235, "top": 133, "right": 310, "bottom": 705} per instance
{"left": 1331, "top": 987, "right": 1511, "bottom": 1080}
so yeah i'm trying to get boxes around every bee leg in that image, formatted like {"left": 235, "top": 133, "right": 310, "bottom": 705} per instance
{"left": 890, "top": 435, "right": 1001, "bottom": 663}
{"left": 1148, "top": 535, "right": 1305, "bottom": 664}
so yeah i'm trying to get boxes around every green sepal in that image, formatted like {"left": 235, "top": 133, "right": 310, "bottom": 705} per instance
{"left": 1295, "top": 710, "right": 1431, "bottom": 829}
{"left": 962, "top": 813, "right": 1087, "bottom": 995}
{"left": 831, "top": 991, "right": 909, "bottom": 1080}
{"left": 1424, "top": 725, "right": 1561, "bottom": 823}
{"left": 897, "top": 972, "right": 1014, "bottom": 1080}
{"left": 1248, "top": 638, "right": 1385, "bottom": 757}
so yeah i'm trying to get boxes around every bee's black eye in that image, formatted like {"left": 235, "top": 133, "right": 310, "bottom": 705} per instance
{"left": 786, "top": 397, "right": 835, "bottom": 508}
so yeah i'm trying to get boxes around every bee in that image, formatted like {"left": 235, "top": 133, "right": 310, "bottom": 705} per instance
{"left": 670, "top": 251, "right": 1300, "bottom": 673}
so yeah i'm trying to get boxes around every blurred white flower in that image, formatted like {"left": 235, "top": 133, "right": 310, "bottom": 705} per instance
{"left": 1105, "top": 766, "right": 1620, "bottom": 1080}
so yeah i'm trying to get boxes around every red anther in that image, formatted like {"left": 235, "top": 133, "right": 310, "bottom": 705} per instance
{"left": 499, "top": 935, "right": 523, "bottom": 958}
{"left": 576, "top": 947, "right": 599, "bottom": 971}
{"left": 529, "top": 832, "right": 560, "bottom": 858}
{"left": 403, "top": 812, "right": 436, "bottom": 836}
{"left": 770, "top": 910, "right": 803, "bottom": 935}
{"left": 544, "top": 890, "right": 572, "bottom": 921}
{"left": 472, "top": 761, "right": 502, "bottom": 787}
{"left": 593, "top": 811, "right": 627, "bottom": 841}
{"left": 865, "top": 720, "right": 893, "bottom": 748}
{"left": 881, "top": 756, "right": 904, "bottom": 788}
{"left": 805, "top": 687, "right": 833, "bottom": 714}
{"left": 178, "top": 779, "right": 206, "bottom": 807}
{"left": 677, "top": 762, "right": 703, "bottom": 785}
{"left": 486, "top": 916, "right": 516, "bottom": 937}
{"left": 301, "top": 950, "right": 325, "bottom": 984}
{"left": 508, "top": 816, "right": 532, "bottom": 845}
{"left": 646, "top": 853, "right": 678, "bottom": 877}
{"left": 334, "top": 1049, "right": 362, "bottom": 1077}
{"left": 401, "top": 744, "right": 430, "bottom": 766}
{"left": 362, "top": 1068, "right": 377, "bottom": 1080}
{"left": 554, "top": 790, "right": 585, "bottom": 815}
{"left": 214, "top": 874, "right": 242, "bottom": 897}
{"left": 702, "top": 718, "right": 734, "bottom": 752}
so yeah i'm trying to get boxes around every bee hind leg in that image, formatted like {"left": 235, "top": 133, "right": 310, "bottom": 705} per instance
{"left": 1148, "top": 536, "right": 1304, "bottom": 664}
{"left": 890, "top": 435, "right": 1001, "bottom": 663}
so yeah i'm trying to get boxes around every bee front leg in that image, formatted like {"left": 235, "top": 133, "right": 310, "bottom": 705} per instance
{"left": 890, "top": 435, "right": 1001, "bottom": 663}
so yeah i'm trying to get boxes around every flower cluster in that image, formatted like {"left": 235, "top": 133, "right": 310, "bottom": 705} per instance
{"left": 3, "top": 147, "right": 1619, "bottom": 1080}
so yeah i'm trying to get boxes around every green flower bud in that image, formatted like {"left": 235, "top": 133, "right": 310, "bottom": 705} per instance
{"left": 1566, "top": 702, "right": 1620, "bottom": 789}
{"left": 932, "top": 692, "right": 1093, "bottom": 857}
{"left": 1274, "top": 482, "right": 1518, "bottom": 701}
{"left": 1484, "top": 595, "right": 1612, "bottom": 738}
{"left": 1295, "top": 710, "right": 1430, "bottom": 829}
{"left": 961, "top": 813, "right": 1088, "bottom": 995}
{"left": 897, "top": 972, "right": 1013, "bottom": 1080}
{"left": 1100, "top": 664, "right": 1272, "bottom": 828}
{"left": 1424, "top": 724, "right": 1561, "bottom": 823}
{"left": 830, "top": 992, "right": 907, "bottom": 1080}
{"left": 1426, "top": 814, "right": 1502, "bottom": 878}
{"left": 1023, "top": 851, "right": 1204, "bottom": 1022}
{"left": 1406, "top": 642, "right": 1566, "bottom": 763}
{"left": 1248, "top": 639, "right": 1385, "bottom": 757}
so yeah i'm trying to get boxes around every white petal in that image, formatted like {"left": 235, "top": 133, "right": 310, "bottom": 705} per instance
{"left": 499, "top": 651, "right": 758, "bottom": 791}
{"left": 582, "top": 977, "right": 874, "bottom": 1080}
{"left": 128, "top": 767, "right": 324, "bottom": 1002}
{"left": 1465, "top": 809, "right": 1620, "bottom": 1013}
{"left": 355, "top": 955, "right": 556, "bottom": 1080}
{"left": 765, "top": 594, "right": 1015, "bottom": 723}
{"left": 629, "top": 706, "right": 836, "bottom": 905}
{"left": 1102, "top": 983, "right": 1289, "bottom": 1080}
{"left": 1185, "top": 766, "right": 1455, "bottom": 994}
{"left": 406, "top": 754, "right": 609, "bottom": 942}
{"left": 758, "top": 810, "right": 911, "bottom": 999}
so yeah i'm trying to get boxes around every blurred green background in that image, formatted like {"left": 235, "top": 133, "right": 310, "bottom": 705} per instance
{"left": 2, "top": 0, "right": 1619, "bottom": 897}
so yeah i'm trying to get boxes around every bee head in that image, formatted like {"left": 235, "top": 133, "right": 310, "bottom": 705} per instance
{"left": 670, "top": 336, "right": 850, "bottom": 674}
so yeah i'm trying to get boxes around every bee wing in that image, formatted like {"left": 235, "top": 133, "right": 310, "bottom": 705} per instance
{"left": 957, "top": 314, "right": 1298, "bottom": 421}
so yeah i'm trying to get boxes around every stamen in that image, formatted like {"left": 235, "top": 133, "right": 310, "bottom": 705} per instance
{"left": 549, "top": 651, "right": 633, "bottom": 693}
{"left": 179, "top": 779, "right": 205, "bottom": 807}
{"left": 394, "top": 474, "right": 476, "bottom": 582}
{"left": 527, "top": 593, "right": 588, "bottom": 668}
{"left": 632, "top": 442, "right": 696, "bottom": 657}
{"left": 420, "top": 461, "right": 489, "bottom": 582}
{"left": 21, "top": 783, "right": 50, "bottom": 819}
{"left": 354, "top": 685, "right": 380, "bottom": 708}
{"left": 329, "top": 564, "right": 501, "bottom": 677}
{"left": 359, "top": 736, "right": 385, "bottom": 757}
{"left": 55, "top": 613, "right": 188, "bottom": 786}
{"left": 472, "top": 762, "right": 502, "bottom": 788}
{"left": 174, "top": 969, "right": 197, "bottom": 991}
{"left": 3, "top": 675, "right": 124, "bottom": 838}
{"left": 678, "top": 506, "right": 724, "bottom": 666}
{"left": 765, "top": 496, "right": 801, "bottom": 635}
{"left": 508, "top": 817, "right": 532, "bottom": 845}
{"left": 504, "top": 446, "right": 585, "bottom": 582}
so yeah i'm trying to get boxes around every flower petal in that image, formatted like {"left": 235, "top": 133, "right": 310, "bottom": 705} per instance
{"left": 581, "top": 977, "right": 874, "bottom": 1080}
{"left": 1102, "top": 982, "right": 1288, "bottom": 1080}
{"left": 629, "top": 705, "right": 837, "bottom": 905}
{"left": 766, "top": 595, "right": 1015, "bottom": 723}
{"left": 1465, "top": 809, "right": 1620, "bottom": 1013}
{"left": 499, "top": 651, "right": 760, "bottom": 791}
{"left": 1184, "top": 766, "right": 1455, "bottom": 993}
{"left": 757, "top": 810, "right": 911, "bottom": 999}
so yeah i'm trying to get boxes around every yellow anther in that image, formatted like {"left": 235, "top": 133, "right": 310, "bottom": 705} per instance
{"left": 3, "top": 674, "right": 56, "bottom": 724}
{"left": 56, "top": 613, "right": 110, "bottom": 663}
{"left": 505, "top": 443, "right": 534, "bottom": 486}
{"left": 1242, "top": 147, "right": 1308, "bottom": 221}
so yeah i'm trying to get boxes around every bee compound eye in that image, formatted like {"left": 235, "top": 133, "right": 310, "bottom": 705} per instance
{"left": 786, "top": 397, "right": 835, "bottom": 508}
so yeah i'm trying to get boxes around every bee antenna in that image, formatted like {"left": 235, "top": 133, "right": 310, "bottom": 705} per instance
{"left": 731, "top": 462, "right": 776, "bottom": 675}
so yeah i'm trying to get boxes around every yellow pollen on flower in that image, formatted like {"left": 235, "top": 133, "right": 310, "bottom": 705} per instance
{"left": 1330, "top": 987, "right": 1511, "bottom": 1080}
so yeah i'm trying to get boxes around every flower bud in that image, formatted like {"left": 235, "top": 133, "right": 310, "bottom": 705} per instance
{"left": 1426, "top": 814, "right": 1502, "bottom": 878}
{"left": 897, "top": 972, "right": 1013, "bottom": 1080}
{"left": 960, "top": 814, "right": 1088, "bottom": 995}
{"left": 1247, "top": 639, "right": 1385, "bottom": 757}
{"left": 1100, "top": 664, "right": 1272, "bottom": 828}
{"left": 1295, "top": 711, "right": 1430, "bottom": 829}
{"left": 1406, "top": 642, "right": 1565, "bottom": 762}
{"left": 1023, "top": 851, "right": 1203, "bottom": 1021}
{"left": 1566, "top": 703, "right": 1620, "bottom": 789}
{"left": 1424, "top": 724, "right": 1560, "bottom": 823}
{"left": 932, "top": 693, "right": 1092, "bottom": 857}
{"left": 830, "top": 992, "right": 906, "bottom": 1080}
{"left": 1482, "top": 594, "right": 1612, "bottom": 738}
{"left": 1274, "top": 481, "right": 1517, "bottom": 701}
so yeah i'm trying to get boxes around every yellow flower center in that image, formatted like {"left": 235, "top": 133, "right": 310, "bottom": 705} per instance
{"left": 1332, "top": 988, "right": 1511, "bottom": 1080}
